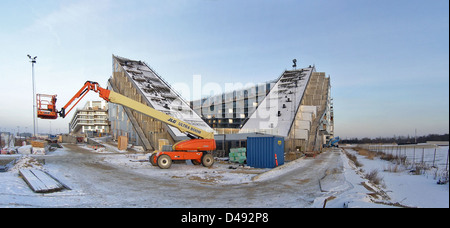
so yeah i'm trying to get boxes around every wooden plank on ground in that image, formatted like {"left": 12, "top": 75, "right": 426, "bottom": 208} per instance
{"left": 31, "top": 169, "right": 63, "bottom": 190}
{"left": 19, "top": 169, "right": 47, "bottom": 192}
{"left": 19, "top": 169, "right": 65, "bottom": 193}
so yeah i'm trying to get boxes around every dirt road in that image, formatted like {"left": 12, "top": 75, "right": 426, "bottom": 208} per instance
{"left": 4, "top": 145, "right": 342, "bottom": 207}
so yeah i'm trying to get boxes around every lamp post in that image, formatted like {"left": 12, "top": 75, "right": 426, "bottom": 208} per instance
{"left": 27, "top": 55, "right": 37, "bottom": 138}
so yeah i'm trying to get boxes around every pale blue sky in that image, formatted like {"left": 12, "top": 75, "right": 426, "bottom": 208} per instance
{"left": 0, "top": 0, "right": 448, "bottom": 138}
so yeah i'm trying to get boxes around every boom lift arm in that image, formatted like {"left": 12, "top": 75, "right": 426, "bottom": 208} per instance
{"left": 37, "top": 81, "right": 216, "bottom": 169}
{"left": 39, "top": 81, "right": 214, "bottom": 140}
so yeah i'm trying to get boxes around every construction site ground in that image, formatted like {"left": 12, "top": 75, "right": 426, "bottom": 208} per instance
{"left": 1, "top": 141, "right": 344, "bottom": 208}
{"left": 2, "top": 141, "right": 447, "bottom": 208}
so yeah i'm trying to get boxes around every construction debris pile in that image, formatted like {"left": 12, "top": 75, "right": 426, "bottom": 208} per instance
{"left": 1, "top": 139, "right": 60, "bottom": 155}
{"left": 10, "top": 156, "right": 43, "bottom": 171}
{"left": 31, "top": 140, "right": 48, "bottom": 155}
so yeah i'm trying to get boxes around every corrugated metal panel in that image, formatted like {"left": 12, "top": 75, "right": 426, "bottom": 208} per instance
{"left": 247, "top": 137, "right": 284, "bottom": 168}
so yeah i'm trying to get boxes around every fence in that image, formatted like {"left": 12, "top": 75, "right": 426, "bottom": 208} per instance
{"left": 360, "top": 144, "right": 449, "bottom": 174}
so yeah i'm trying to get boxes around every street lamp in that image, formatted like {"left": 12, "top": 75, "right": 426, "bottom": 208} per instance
{"left": 27, "top": 55, "right": 37, "bottom": 138}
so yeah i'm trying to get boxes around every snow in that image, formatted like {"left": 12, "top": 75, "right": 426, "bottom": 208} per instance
{"left": 240, "top": 68, "right": 313, "bottom": 136}
{"left": 362, "top": 144, "right": 449, "bottom": 173}
{"left": 101, "top": 152, "right": 264, "bottom": 185}
{"left": 321, "top": 146, "right": 449, "bottom": 208}
{"left": 9, "top": 156, "right": 43, "bottom": 171}
{"left": 1, "top": 143, "right": 448, "bottom": 208}
{"left": 253, "top": 157, "right": 306, "bottom": 182}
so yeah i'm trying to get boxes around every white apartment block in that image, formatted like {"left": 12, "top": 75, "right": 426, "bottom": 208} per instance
{"left": 69, "top": 100, "right": 110, "bottom": 135}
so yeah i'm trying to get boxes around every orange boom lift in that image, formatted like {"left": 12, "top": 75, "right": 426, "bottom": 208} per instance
{"left": 37, "top": 81, "right": 216, "bottom": 169}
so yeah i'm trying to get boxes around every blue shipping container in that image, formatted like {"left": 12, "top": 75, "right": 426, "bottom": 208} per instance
{"left": 247, "top": 137, "right": 284, "bottom": 168}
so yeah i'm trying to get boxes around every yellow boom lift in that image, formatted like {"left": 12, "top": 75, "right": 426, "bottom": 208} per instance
{"left": 37, "top": 81, "right": 216, "bottom": 169}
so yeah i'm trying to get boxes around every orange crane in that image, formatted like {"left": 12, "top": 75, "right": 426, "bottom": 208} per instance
{"left": 36, "top": 81, "right": 216, "bottom": 169}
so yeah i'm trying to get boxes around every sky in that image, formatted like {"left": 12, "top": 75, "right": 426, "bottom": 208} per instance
{"left": 0, "top": 0, "right": 448, "bottom": 138}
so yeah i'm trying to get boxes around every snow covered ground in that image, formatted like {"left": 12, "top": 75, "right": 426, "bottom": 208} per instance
{"left": 321, "top": 146, "right": 449, "bottom": 208}
{"left": 241, "top": 68, "right": 313, "bottom": 136}
{"left": 1, "top": 143, "right": 448, "bottom": 208}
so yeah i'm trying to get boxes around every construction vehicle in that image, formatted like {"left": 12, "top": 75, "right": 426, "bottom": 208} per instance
{"left": 36, "top": 81, "right": 216, "bottom": 169}
{"left": 325, "top": 136, "right": 340, "bottom": 148}
{"left": 36, "top": 94, "right": 58, "bottom": 119}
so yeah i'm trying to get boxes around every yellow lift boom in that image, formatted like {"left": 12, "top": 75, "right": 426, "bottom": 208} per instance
{"left": 37, "top": 81, "right": 216, "bottom": 169}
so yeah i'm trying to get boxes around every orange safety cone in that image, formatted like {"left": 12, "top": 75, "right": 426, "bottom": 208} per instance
{"left": 275, "top": 154, "right": 278, "bottom": 167}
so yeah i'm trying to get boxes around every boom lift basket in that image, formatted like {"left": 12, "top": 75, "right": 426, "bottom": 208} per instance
{"left": 36, "top": 94, "right": 58, "bottom": 119}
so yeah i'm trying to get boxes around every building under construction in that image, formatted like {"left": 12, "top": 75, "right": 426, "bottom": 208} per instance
{"left": 108, "top": 55, "right": 334, "bottom": 158}
{"left": 108, "top": 55, "right": 214, "bottom": 151}
{"left": 192, "top": 66, "right": 334, "bottom": 159}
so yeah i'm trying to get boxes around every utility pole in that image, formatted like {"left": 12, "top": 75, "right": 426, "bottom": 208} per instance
{"left": 414, "top": 128, "right": 417, "bottom": 144}
{"left": 27, "top": 55, "right": 37, "bottom": 138}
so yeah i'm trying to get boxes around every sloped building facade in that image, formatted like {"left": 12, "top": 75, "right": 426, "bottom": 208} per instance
{"left": 108, "top": 55, "right": 214, "bottom": 151}
{"left": 192, "top": 67, "right": 334, "bottom": 157}
{"left": 108, "top": 55, "right": 334, "bottom": 157}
